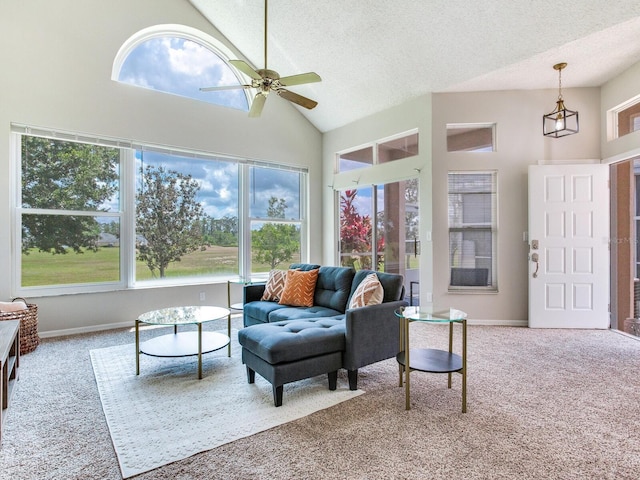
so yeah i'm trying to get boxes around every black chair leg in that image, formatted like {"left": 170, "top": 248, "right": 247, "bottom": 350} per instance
{"left": 328, "top": 371, "right": 337, "bottom": 390}
{"left": 348, "top": 369, "right": 358, "bottom": 390}
{"left": 246, "top": 366, "right": 255, "bottom": 384}
{"left": 273, "top": 385, "right": 283, "bottom": 407}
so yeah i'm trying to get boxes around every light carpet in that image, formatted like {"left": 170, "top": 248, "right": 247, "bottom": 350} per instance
{"left": 90, "top": 330, "right": 363, "bottom": 479}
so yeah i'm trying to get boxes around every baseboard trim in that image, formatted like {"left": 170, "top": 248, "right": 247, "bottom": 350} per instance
{"left": 467, "top": 319, "right": 528, "bottom": 327}
{"left": 39, "top": 321, "right": 134, "bottom": 339}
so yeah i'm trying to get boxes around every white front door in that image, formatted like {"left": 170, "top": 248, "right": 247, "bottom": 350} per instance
{"left": 528, "top": 164, "right": 610, "bottom": 328}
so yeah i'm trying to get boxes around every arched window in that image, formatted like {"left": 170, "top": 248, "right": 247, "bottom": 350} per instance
{"left": 112, "top": 24, "right": 249, "bottom": 111}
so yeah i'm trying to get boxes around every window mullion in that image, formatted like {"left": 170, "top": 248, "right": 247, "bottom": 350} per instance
{"left": 122, "top": 148, "right": 136, "bottom": 288}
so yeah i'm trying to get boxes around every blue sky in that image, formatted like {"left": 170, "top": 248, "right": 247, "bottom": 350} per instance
{"left": 119, "top": 37, "right": 249, "bottom": 110}
{"left": 136, "top": 151, "right": 301, "bottom": 220}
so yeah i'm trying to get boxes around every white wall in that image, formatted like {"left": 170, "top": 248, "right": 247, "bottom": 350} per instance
{"left": 0, "top": 0, "right": 322, "bottom": 335}
{"left": 432, "top": 88, "right": 600, "bottom": 323}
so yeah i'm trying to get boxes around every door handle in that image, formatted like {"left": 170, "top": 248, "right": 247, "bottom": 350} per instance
{"left": 531, "top": 252, "right": 539, "bottom": 278}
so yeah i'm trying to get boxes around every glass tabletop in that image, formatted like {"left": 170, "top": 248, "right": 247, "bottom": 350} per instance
{"left": 137, "top": 305, "right": 230, "bottom": 326}
{"left": 395, "top": 306, "right": 467, "bottom": 323}
{"left": 227, "top": 275, "right": 267, "bottom": 285}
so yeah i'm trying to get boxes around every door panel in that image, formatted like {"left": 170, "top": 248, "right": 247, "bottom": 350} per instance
{"left": 528, "top": 164, "right": 609, "bottom": 328}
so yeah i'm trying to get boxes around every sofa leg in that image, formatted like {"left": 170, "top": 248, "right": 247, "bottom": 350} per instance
{"left": 246, "top": 366, "right": 255, "bottom": 384}
{"left": 273, "top": 385, "right": 283, "bottom": 407}
{"left": 348, "top": 369, "right": 358, "bottom": 390}
{"left": 328, "top": 371, "right": 337, "bottom": 390}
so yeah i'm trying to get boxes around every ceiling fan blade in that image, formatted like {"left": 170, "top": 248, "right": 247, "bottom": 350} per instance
{"left": 249, "top": 93, "right": 267, "bottom": 118}
{"left": 278, "top": 72, "right": 322, "bottom": 87}
{"left": 199, "top": 84, "right": 251, "bottom": 92}
{"left": 230, "top": 59, "right": 262, "bottom": 80}
{"left": 277, "top": 89, "right": 318, "bottom": 110}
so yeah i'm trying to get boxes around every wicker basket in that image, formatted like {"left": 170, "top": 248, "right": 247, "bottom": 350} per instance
{"left": 0, "top": 298, "right": 39, "bottom": 354}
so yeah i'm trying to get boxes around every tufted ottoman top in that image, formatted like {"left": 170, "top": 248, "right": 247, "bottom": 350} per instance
{"left": 238, "top": 318, "right": 346, "bottom": 365}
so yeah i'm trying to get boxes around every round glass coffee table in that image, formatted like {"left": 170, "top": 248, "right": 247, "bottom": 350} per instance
{"left": 135, "top": 305, "right": 230, "bottom": 379}
{"left": 395, "top": 306, "right": 468, "bottom": 412}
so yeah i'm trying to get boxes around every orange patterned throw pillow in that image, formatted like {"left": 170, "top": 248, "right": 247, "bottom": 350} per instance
{"left": 261, "top": 270, "right": 288, "bottom": 302}
{"left": 349, "top": 273, "right": 384, "bottom": 309}
{"left": 278, "top": 268, "right": 319, "bottom": 307}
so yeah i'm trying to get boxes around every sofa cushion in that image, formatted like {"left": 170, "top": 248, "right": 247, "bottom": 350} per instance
{"left": 349, "top": 270, "right": 405, "bottom": 306}
{"left": 238, "top": 318, "right": 346, "bottom": 364}
{"left": 348, "top": 272, "right": 384, "bottom": 309}
{"left": 268, "top": 306, "right": 344, "bottom": 323}
{"left": 244, "top": 301, "right": 288, "bottom": 324}
{"left": 289, "top": 263, "right": 321, "bottom": 271}
{"left": 313, "top": 266, "right": 355, "bottom": 313}
{"left": 279, "top": 268, "right": 319, "bottom": 307}
{"left": 261, "top": 269, "right": 288, "bottom": 302}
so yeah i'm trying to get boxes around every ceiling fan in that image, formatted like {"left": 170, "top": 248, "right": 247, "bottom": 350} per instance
{"left": 200, "top": 0, "right": 321, "bottom": 118}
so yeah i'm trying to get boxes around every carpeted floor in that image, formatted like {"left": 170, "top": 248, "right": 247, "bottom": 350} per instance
{"left": 1, "top": 315, "right": 640, "bottom": 479}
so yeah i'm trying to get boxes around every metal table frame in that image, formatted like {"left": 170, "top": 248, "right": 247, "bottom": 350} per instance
{"left": 395, "top": 306, "right": 467, "bottom": 412}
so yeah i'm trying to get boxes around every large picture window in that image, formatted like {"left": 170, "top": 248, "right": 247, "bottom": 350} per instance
{"left": 14, "top": 129, "right": 307, "bottom": 295}
{"left": 249, "top": 167, "right": 303, "bottom": 273}
{"left": 447, "top": 171, "right": 498, "bottom": 290}
{"left": 20, "top": 136, "right": 122, "bottom": 288}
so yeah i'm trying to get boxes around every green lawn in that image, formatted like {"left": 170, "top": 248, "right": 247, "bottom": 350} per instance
{"left": 22, "top": 247, "right": 122, "bottom": 285}
{"left": 22, "top": 246, "right": 239, "bottom": 286}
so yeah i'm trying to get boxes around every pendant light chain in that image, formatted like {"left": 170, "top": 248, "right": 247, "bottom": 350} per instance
{"left": 557, "top": 67, "right": 563, "bottom": 101}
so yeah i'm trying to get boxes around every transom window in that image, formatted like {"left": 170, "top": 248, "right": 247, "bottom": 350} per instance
{"left": 336, "top": 130, "right": 419, "bottom": 173}
{"left": 609, "top": 94, "right": 640, "bottom": 140}
{"left": 447, "top": 123, "right": 496, "bottom": 152}
{"left": 112, "top": 25, "right": 249, "bottom": 111}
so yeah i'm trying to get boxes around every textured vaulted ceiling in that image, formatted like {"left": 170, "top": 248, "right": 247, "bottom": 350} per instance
{"left": 189, "top": 0, "right": 640, "bottom": 132}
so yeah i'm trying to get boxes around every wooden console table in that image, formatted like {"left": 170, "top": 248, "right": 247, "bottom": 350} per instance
{"left": 1, "top": 320, "right": 20, "bottom": 445}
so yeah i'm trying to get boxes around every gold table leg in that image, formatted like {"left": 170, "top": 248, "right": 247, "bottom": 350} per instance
{"left": 227, "top": 281, "right": 232, "bottom": 357}
{"left": 398, "top": 315, "right": 404, "bottom": 387}
{"left": 198, "top": 323, "right": 203, "bottom": 379}
{"left": 448, "top": 322, "right": 453, "bottom": 388}
{"left": 135, "top": 319, "right": 140, "bottom": 375}
{"left": 462, "top": 319, "right": 467, "bottom": 413}
{"left": 405, "top": 317, "right": 411, "bottom": 411}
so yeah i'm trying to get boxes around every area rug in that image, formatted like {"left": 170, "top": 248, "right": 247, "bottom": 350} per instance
{"left": 90, "top": 330, "right": 363, "bottom": 478}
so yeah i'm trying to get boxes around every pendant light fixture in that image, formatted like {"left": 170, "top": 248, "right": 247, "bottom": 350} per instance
{"left": 543, "top": 62, "right": 579, "bottom": 138}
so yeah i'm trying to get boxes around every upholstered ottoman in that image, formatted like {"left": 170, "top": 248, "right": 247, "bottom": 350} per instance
{"left": 237, "top": 317, "right": 345, "bottom": 406}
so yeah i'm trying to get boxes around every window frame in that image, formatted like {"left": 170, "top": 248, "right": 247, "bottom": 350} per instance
{"left": 447, "top": 170, "right": 498, "bottom": 292}
{"left": 11, "top": 126, "right": 308, "bottom": 297}
{"left": 608, "top": 93, "right": 640, "bottom": 141}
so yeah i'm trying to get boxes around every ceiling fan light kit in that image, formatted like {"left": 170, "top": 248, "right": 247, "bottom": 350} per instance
{"left": 543, "top": 62, "right": 579, "bottom": 138}
{"left": 200, "top": 0, "right": 321, "bottom": 118}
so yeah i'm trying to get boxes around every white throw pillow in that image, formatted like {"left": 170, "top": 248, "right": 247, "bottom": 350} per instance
{"left": 261, "top": 270, "right": 288, "bottom": 302}
{"left": 349, "top": 273, "right": 384, "bottom": 309}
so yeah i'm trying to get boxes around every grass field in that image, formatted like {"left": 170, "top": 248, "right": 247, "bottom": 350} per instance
{"left": 21, "top": 245, "right": 253, "bottom": 286}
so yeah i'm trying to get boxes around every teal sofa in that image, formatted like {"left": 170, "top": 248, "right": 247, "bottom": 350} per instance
{"left": 238, "top": 264, "right": 408, "bottom": 406}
